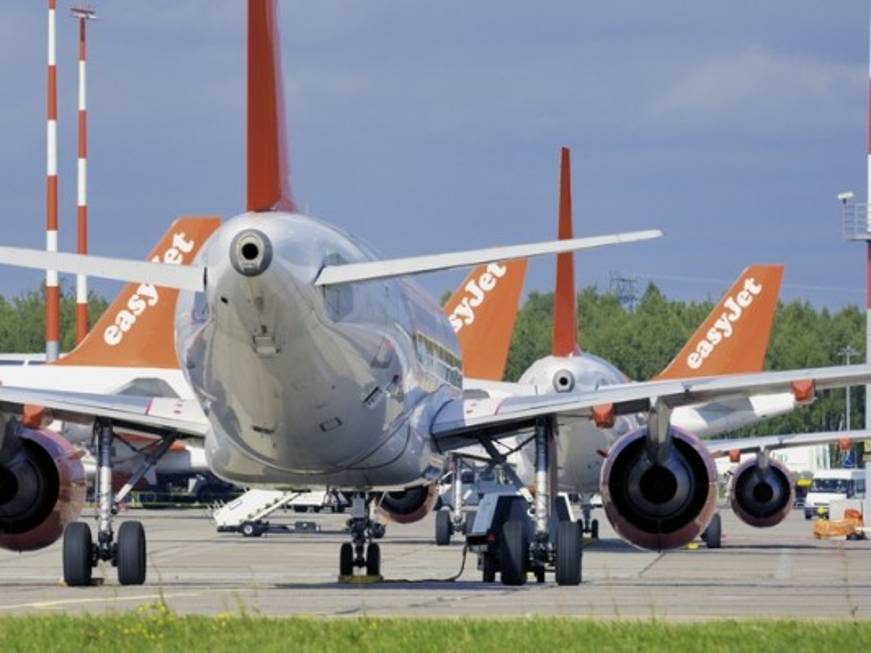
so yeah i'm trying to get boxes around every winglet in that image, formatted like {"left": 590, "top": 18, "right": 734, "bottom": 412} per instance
{"left": 655, "top": 265, "right": 784, "bottom": 380}
{"left": 54, "top": 217, "right": 221, "bottom": 369}
{"left": 444, "top": 260, "right": 528, "bottom": 381}
{"left": 553, "top": 146, "right": 579, "bottom": 357}
{"left": 247, "top": 0, "right": 295, "bottom": 212}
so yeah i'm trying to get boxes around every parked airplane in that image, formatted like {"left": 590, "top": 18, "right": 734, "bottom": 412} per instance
{"left": 461, "top": 148, "right": 818, "bottom": 546}
{"left": 0, "top": 1, "right": 868, "bottom": 589}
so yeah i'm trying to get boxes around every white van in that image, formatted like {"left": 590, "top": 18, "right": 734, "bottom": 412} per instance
{"left": 804, "top": 468, "right": 867, "bottom": 519}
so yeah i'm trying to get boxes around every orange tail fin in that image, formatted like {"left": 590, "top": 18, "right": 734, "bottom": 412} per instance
{"left": 247, "top": 0, "right": 295, "bottom": 212}
{"left": 655, "top": 264, "right": 784, "bottom": 380}
{"left": 553, "top": 146, "right": 579, "bottom": 357}
{"left": 54, "top": 216, "right": 221, "bottom": 369}
{"left": 445, "top": 260, "right": 528, "bottom": 381}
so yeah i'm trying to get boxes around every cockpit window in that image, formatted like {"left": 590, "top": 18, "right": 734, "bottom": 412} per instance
{"left": 414, "top": 332, "right": 462, "bottom": 388}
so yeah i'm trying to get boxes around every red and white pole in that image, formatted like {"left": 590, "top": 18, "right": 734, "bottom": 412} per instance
{"left": 74, "top": 11, "right": 92, "bottom": 344}
{"left": 45, "top": 0, "right": 60, "bottom": 361}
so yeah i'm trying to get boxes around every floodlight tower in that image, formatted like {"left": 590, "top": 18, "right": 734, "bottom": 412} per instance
{"left": 71, "top": 5, "right": 97, "bottom": 344}
{"left": 45, "top": 0, "right": 60, "bottom": 361}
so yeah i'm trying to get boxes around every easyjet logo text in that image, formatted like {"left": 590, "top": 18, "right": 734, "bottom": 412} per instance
{"left": 448, "top": 263, "right": 508, "bottom": 333}
{"left": 103, "top": 232, "right": 196, "bottom": 347}
{"left": 686, "top": 277, "right": 763, "bottom": 370}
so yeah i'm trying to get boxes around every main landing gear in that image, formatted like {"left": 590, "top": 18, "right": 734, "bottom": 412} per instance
{"left": 63, "top": 420, "right": 173, "bottom": 587}
{"left": 473, "top": 417, "right": 582, "bottom": 586}
{"left": 339, "top": 493, "right": 382, "bottom": 579}
{"left": 435, "top": 454, "right": 474, "bottom": 546}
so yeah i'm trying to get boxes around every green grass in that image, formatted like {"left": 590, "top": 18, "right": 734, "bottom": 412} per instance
{"left": 1, "top": 605, "right": 869, "bottom": 653}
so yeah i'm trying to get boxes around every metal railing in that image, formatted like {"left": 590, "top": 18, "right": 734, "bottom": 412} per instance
{"left": 841, "top": 203, "right": 871, "bottom": 241}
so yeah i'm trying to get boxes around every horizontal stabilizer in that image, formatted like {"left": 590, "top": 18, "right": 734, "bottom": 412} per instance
{"left": 315, "top": 229, "right": 662, "bottom": 286}
{"left": 0, "top": 247, "right": 206, "bottom": 292}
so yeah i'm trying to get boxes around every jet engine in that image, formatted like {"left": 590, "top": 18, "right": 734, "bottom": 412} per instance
{"left": 0, "top": 423, "right": 86, "bottom": 552}
{"left": 376, "top": 484, "right": 439, "bottom": 524}
{"left": 729, "top": 456, "right": 793, "bottom": 528}
{"left": 600, "top": 426, "right": 717, "bottom": 550}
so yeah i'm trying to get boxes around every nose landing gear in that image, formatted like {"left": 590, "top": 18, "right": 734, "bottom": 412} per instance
{"left": 339, "top": 493, "right": 382, "bottom": 580}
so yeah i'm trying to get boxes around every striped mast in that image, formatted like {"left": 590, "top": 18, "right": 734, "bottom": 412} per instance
{"left": 72, "top": 6, "right": 96, "bottom": 344}
{"left": 45, "top": 0, "right": 60, "bottom": 361}
{"left": 866, "top": 5, "right": 871, "bottom": 433}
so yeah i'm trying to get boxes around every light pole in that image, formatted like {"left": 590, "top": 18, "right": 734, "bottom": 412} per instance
{"left": 839, "top": 345, "right": 859, "bottom": 430}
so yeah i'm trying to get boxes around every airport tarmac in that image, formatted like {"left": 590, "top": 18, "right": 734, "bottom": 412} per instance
{"left": 0, "top": 507, "right": 868, "bottom": 619}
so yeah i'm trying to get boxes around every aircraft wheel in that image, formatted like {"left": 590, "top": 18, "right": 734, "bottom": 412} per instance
{"left": 534, "top": 567, "right": 546, "bottom": 583}
{"left": 371, "top": 523, "right": 386, "bottom": 540}
{"left": 590, "top": 519, "right": 599, "bottom": 540}
{"left": 366, "top": 543, "right": 381, "bottom": 577}
{"left": 63, "top": 522, "right": 93, "bottom": 587}
{"left": 556, "top": 520, "right": 582, "bottom": 586}
{"left": 705, "top": 513, "right": 722, "bottom": 549}
{"left": 116, "top": 521, "right": 147, "bottom": 586}
{"left": 339, "top": 543, "right": 354, "bottom": 576}
{"left": 435, "top": 510, "right": 452, "bottom": 546}
{"left": 499, "top": 520, "right": 528, "bottom": 586}
{"left": 482, "top": 553, "right": 497, "bottom": 583}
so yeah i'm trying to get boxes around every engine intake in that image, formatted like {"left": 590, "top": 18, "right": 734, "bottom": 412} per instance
{"left": 0, "top": 424, "right": 86, "bottom": 552}
{"left": 729, "top": 457, "right": 793, "bottom": 528}
{"left": 376, "top": 484, "right": 438, "bottom": 524}
{"left": 600, "top": 426, "right": 717, "bottom": 550}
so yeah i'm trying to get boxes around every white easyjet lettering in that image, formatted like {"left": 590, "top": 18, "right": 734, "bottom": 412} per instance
{"left": 449, "top": 262, "right": 509, "bottom": 333}
{"left": 103, "top": 231, "right": 196, "bottom": 347}
{"left": 685, "top": 277, "right": 763, "bottom": 370}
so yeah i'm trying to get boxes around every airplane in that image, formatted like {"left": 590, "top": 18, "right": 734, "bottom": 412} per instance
{"left": 459, "top": 147, "right": 831, "bottom": 548}
{"left": 0, "top": 1, "right": 869, "bottom": 589}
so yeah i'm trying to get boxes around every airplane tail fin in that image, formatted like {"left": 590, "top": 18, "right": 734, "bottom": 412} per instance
{"left": 247, "top": 0, "right": 295, "bottom": 212}
{"left": 655, "top": 264, "right": 784, "bottom": 380}
{"left": 445, "top": 260, "right": 528, "bottom": 381}
{"left": 54, "top": 216, "right": 221, "bottom": 369}
{"left": 553, "top": 146, "right": 580, "bottom": 357}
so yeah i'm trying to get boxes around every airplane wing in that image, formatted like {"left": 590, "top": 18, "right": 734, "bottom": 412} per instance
{"left": 704, "top": 429, "right": 871, "bottom": 458}
{"left": 0, "top": 386, "right": 208, "bottom": 437}
{"left": 432, "top": 364, "right": 871, "bottom": 448}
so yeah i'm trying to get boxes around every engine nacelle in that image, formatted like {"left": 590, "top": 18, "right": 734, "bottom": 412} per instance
{"left": 0, "top": 424, "right": 86, "bottom": 552}
{"left": 600, "top": 426, "right": 717, "bottom": 550}
{"left": 376, "top": 484, "right": 439, "bottom": 524}
{"left": 729, "top": 457, "right": 794, "bottom": 528}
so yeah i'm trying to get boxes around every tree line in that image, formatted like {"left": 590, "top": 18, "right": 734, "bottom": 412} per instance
{"left": 0, "top": 283, "right": 864, "bottom": 446}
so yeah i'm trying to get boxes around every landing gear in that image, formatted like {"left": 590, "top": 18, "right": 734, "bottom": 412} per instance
{"left": 702, "top": 512, "right": 722, "bottom": 549}
{"left": 434, "top": 454, "right": 468, "bottom": 546}
{"left": 435, "top": 509, "right": 452, "bottom": 546}
{"left": 62, "top": 522, "right": 93, "bottom": 587}
{"left": 339, "top": 493, "right": 383, "bottom": 579}
{"left": 62, "top": 420, "right": 162, "bottom": 587}
{"left": 555, "top": 521, "right": 582, "bottom": 585}
{"left": 579, "top": 501, "right": 599, "bottom": 540}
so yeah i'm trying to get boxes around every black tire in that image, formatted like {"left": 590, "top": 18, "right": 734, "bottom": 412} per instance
{"left": 499, "top": 520, "right": 528, "bottom": 586}
{"left": 590, "top": 519, "right": 599, "bottom": 540}
{"left": 804, "top": 510, "right": 813, "bottom": 521}
{"left": 534, "top": 567, "right": 546, "bottom": 583}
{"left": 464, "top": 510, "right": 477, "bottom": 535}
{"left": 339, "top": 542, "right": 354, "bottom": 576}
{"left": 435, "top": 510, "right": 452, "bottom": 546}
{"left": 705, "top": 513, "right": 722, "bottom": 549}
{"left": 482, "top": 553, "right": 497, "bottom": 583}
{"left": 241, "top": 522, "right": 257, "bottom": 537}
{"left": 371, "top": 523, "right": 386, "bottom": 540}
{"left": 116, "top": 521, "right": 147, "bottom": 586}
{"left": 63, "top": 522, "right": 93, "bottom": 587}
{"left": 366, "top": 543, "right": 381, "bottom": 577}
{"left": 556, "top": 520, "right": 582, "bottom": 586}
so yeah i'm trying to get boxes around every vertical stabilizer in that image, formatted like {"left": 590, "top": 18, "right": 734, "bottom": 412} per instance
{"left": 552, "top": 146, "right": 579, "bottom": 357}
{"left": 445, "top": 260, "right": 528, "bottom": 381}
{"left": 54, "top": 217, "right": 221, "bottom": 369}
{"left": 655, "top": 265, "right": 784, "bottom": 380}
{"left": 247, "top": 0, "right": 295, "bottom": 212}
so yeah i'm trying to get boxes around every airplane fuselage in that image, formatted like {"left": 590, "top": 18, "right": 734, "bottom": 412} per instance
{"left": 176, "top": 212, "right": 461, "bottom": 490}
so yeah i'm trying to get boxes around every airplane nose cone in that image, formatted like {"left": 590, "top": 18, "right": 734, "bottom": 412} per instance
{"left": 230, "top": 229, "right": 273, "bottom": 277}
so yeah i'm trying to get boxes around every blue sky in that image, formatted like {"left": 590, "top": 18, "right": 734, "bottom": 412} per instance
{"left": 0, "top": 1, "right": 869, "bottom": 309}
